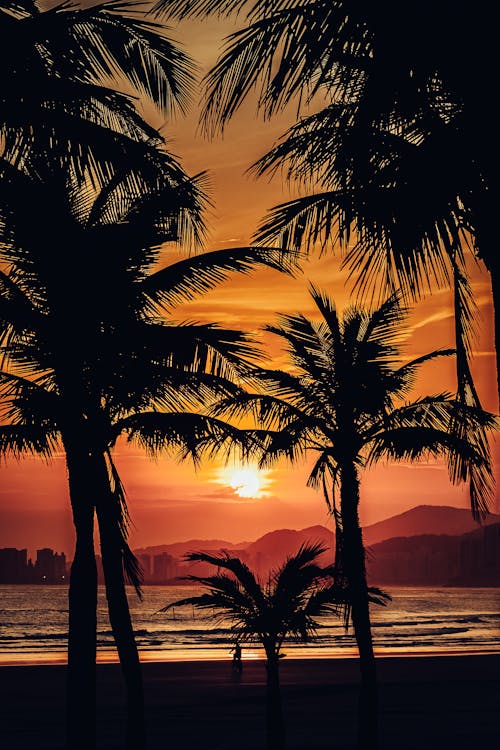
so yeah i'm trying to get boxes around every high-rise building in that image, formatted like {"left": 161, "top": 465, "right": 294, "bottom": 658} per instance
{"left": 152, "top": 552, "right": 178, "bottom": 583}
{"left": 0, "top": 548, "right": 28, "bottom": 583}
{"left": 34, "top": 548, "right": 67, "bottom": 583}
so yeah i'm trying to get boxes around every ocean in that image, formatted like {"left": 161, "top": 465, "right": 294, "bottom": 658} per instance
{"left": 1, "top": 585, "right": 499, "bottom": 664}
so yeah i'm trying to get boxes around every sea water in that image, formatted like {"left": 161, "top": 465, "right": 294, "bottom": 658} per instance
{"left": 1, "top": 585, "right": 499, "bottom": 664}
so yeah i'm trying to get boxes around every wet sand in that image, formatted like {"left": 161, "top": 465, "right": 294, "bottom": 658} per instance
{"left": 1, "top": 653, "right": 499, "bottom": 749}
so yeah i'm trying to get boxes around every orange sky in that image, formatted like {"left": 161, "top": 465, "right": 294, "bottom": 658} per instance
{"left": 0, "top": 13, "right": 498, "bottom": 557}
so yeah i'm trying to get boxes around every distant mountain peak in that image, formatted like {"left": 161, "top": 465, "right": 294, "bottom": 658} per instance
{"left": 133, "top": 505, "right": 500, "bottom": 564}
{"left": 362, "top": 504, "right": 500, "bottom": 547}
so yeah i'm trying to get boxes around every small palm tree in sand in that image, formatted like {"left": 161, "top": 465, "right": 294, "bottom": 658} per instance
{"left": 160, "top": 542, "right": 388, "bottom": 750}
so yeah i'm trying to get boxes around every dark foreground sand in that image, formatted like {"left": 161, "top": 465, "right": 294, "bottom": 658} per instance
{"left": 1, "top": 654, "right": 499, "bottom": 749}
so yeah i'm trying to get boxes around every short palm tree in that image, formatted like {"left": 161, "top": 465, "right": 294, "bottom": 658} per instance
{"left": 0, "top": 150, "right": 294, "bottom": 748}
{"left": 160, "top": 542, "right": 387, "bottom": 750}
{"left": 209, "top": 288, "right": 497, "bottom": 748}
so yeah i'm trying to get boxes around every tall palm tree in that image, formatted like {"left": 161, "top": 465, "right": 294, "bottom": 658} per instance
{"left": 1, "top": 0, "right": 196, "bottom": 174}
{"left": 160, "top": 542, "right": 387, "bottom": 750}
{"left": 154, "top": 0, "right": 499, "bottom": 400}
{"left": 208, "top": 288, "right": 497, "bottom": 748}
{"left": 0, "top": 150, "right": 294, "bottom": 748}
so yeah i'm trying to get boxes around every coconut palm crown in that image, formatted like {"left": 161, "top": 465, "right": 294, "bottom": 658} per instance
{"left": 153, "top": 0, "right": 499, "bottom": 404}
{"left": 1, "top": 0, "right": 196, "bottom": 170}
{"left": 212, "top": 289, "right": 496, "bottom": 517}
{"left": 162, "top": 543, "right": 344, "bottom": 649}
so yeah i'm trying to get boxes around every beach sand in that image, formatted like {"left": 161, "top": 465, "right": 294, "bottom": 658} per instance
{"left": 1, "top": 654, "right": 499, "bottom": 749}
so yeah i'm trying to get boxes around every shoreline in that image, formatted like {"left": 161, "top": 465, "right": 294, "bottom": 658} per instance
{"left": 2, "top": 644, "right": 500, "bottom": 667}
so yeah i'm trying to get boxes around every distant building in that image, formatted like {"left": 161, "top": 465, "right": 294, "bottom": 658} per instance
{"left": 0, "top": 548, "right": 28, "bottom": 583}
{"left": 0, "top": 547, "right": 68, "bottom": 584}
{"left": 152, "top": 552, "right": 178, "bottom": 583}
{"left": 34, "top": 548, "right": 67, "bottom": 584}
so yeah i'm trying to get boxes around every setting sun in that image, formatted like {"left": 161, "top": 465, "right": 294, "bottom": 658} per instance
{"left": 215, "top": 463, "right": 272, "bottom": 499}
{"left": 229, "top": 467, "right": 261, "bottom": 498}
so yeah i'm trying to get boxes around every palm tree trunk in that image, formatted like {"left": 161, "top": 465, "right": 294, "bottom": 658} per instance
{"left": 65, "top": 446, "right": 97, "bottom": 750}
{"left": 265, "top": 651, "right": 285, "bottom": 750}
{"left": 94, "top": 455, "right": 146, "bottom": 750}
{"left": 340, "top": 460, "right": 378, "bottom": 750}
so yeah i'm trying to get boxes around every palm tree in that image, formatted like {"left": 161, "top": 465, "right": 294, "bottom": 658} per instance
{"left": 0, "top": 150, "right": 294, "bottom": 748}
{"left": 208, "top": 288, "right": 497, "bottom": 748}
{"left": 153, "top": 0, "right": 499, "bottom": 401}
{"left": 160, "top": 542, "right": 387, "bottom": 750}
{"left": 1, "top": 0, "right": 196, "bottom": 174}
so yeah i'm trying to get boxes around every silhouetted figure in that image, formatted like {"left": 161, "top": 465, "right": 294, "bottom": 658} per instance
{"left": 231, "top": 641, "right": 243, "bottom": 673}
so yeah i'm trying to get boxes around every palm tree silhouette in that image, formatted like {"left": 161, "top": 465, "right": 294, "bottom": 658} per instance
{"left": 0, "top": 150, "right": 294, "bottom": 748}
{"left": 160, "top": 542, "right": 387, "bottom": 750}
{"left": 209, "top": 288, "right": 497, "bottom": 748}
{"left": 154, "top": 0, "right": 499, "bottom": 402}
{"left": 1, "top": 0, "right": 196, "bottom": 171}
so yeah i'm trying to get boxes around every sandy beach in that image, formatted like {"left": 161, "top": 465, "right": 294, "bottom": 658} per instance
{"left": 1, "top": 653, "right": 499, "bottom": 749}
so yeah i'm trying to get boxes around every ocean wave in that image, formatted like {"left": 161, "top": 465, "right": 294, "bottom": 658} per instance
{"left": 372, "top": 613, "right": 498, "bottom": 628}
{"left": 2, "top": 586, "right": 499, "bottom": 658}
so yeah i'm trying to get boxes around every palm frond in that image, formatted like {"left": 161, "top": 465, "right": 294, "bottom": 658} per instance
{"left": 104, "top": 450, "right": 143, "bottom": 597}
{"left": 367, "top": 397, "right": 498, "bottom": 517}
{"left": 186, "top": 550, "right": 266, "bottom": 606}
{"left": 31, "top": 1, "right": 197, "bottom": 115}
{"left": 0, "top": 424, "right": 60, "bottom": 458}
{"left": 116, "top": 411, "right": 260, "bottom": 465}
{"left": 141, "top": 246, "right": 298, "bottom": 309}
{"left": 152, "top": 0, "right": 251, "bottom": 20}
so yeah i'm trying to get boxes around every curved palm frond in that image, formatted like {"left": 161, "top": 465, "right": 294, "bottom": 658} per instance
{"left": 42, "top": 1, "right": 196, "bottom": 115}
{"left": 0, "top": 424, "right": 60, "bottom": 458}
{"left": 152, "top": 0, "right": 251, "bottom": 19}
{"left": 187, "top": 550, "right": 265, "bottom": 604}
{"left": 158, "top": 541, "right": 353, "bottom": 649}
{"left": 141, "top": 245, "right": 299, "bottom": 309}
{"left": 101, "top": 450, "right": 143, "bottom": 597}
{"left": 4, "top": 0, "right": 196, "bottom": 113}
{"left": 115, "top": 410, "right": 261, "bottom": 465}
{"left": 367, "top": 397, "right": 498, "bottom": 518}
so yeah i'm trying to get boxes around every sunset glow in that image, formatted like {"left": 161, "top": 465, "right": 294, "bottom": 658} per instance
{"left": 229, "top": 467, "right": 261, "bottom": 497}
{"left": 217, "top": 464, "right": 272, "bottom": 499}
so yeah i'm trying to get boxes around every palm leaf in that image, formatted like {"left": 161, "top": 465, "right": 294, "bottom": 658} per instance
{"left": 141, "top": 246, "right": 298, "bottom": 309}
{"left": 115, "top": 411, "right": 260, "bottom": 465}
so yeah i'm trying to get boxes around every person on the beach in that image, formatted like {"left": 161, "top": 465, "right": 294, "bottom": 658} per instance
{"left": 231, "top": 641, "right": 243, "bottom": 672}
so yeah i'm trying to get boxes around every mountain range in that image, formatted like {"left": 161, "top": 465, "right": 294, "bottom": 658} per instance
{"left": 133, "top": 505, "right": 500, "bottom": 587}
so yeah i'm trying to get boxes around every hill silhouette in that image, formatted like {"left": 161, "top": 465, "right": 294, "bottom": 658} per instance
{"left": 132, "top": 505, "right": 500, "bottom": 583}
{"left": 134, "top": 538, "right": 247, "bottom": 559}
{"left": 362, "top": 504, "right": 500, "bottom": 546}
{"left": 135, "top": 505, "right": 499, "bottom": 560}
{"left": 242, "top": 525, "right": 334, "bottom": 573}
